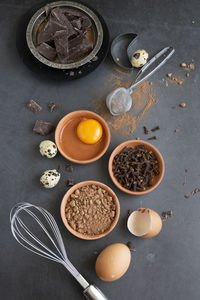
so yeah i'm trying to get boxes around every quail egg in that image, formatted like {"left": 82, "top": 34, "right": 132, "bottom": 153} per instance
{"left": 39, "top": 140, "right": 57, "bottom": 158}
{"left": 131, "top": 49, "right": 149, "bottom": 68}
{"left": 40, "top": 169, "right": 60, "bottom": 188}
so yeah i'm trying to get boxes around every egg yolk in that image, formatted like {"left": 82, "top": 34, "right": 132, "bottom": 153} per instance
{"left": 77, "top": 119, "right": 103, "bottom": 144}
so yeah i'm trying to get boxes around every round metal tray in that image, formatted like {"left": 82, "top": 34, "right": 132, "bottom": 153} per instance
{"left": 26, "top": 1, "right": 104, "bottom": 69}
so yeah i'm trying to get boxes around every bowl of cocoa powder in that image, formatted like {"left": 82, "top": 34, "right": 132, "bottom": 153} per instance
{"left": 108, "top": 140, "right": 165, "bottom": 195}
{"left": 60, "top": 181, "right": 120, "bottom": 240}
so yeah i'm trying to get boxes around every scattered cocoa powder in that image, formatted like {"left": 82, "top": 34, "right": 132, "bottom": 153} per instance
{"left": 91, "top": 72, "right": 157, "bottom": 137}
{"left": 65, "top": 185, "right": 116, "bottom": 235}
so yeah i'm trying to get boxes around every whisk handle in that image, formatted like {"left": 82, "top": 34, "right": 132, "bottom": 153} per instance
{"left": 83, "top": 285, "right": 109, "bottom": 300}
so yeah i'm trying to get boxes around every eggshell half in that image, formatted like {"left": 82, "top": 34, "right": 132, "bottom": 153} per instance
{"left": 127, "top": 208, "right": 162, "bottom": 238}
{"left": 95, "top": 243, "right": 131, "bottom": 281}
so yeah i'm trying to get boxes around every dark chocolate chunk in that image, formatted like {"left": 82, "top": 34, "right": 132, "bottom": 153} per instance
{"left": 126, "top": 241, "right": 136, "bottom": 252}
{"left": 143, "top": 126, "right": 149, "bottom": 134}
{"left": 48, "top": 102, "right": 58, "bottom": 112}
{"left": 64, "top": 35, "right": 93, "bottom": 63}
{"left": 33, "top": 120, "right": 54, "bottom": 136}
{"left": 66, "top": 179, "right": 74, "bottom": 187}
{"left": 81, "top": 16, "right": 92, "bottom": 32}
{"left": 151, "top": 126, "right": 160, "bottom": 132}
{"left": 27, "top": 100, "right": 42, "bottom": 114}
{"left": 37, "top": 42, "right": 56, "bottom": 60}
{"left": 37, "top": 16, "right": 67, "bottom": 44}
{"left": 54, "top": 30, "right": 69, "bottom": 61}
{"left": 51, "top": 7, "right": 76, "bottom": 38}
{"left": 71, "top": 18, "right": 82, "bottom": 30}
{"left": 148, "top": 136, "right": 157, "bottom": 140}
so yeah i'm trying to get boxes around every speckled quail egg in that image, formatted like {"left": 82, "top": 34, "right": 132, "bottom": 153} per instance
{"left": 40, "top": 169, "right": 60, "bottom": 188}
{"left": 39, "top": 140, "right": 57, "bottom": 158}
{"left": 131, "top": 49, "right": 149, "bottom": 68}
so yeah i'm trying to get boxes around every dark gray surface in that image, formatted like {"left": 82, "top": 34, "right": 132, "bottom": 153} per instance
{"left": 1, "top": 0, "right": 200, "bottom": 299}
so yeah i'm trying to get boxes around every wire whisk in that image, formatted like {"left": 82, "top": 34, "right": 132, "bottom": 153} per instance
{"left": 10, "top": 202, "right": 108, "bottom": 300}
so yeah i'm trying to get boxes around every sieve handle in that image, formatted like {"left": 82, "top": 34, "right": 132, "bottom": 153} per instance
{"left": 83, "top": 285, "right": 109, "bottom": 300}
{"left": 129, "top": 46, "right": 175, "bottom": 94}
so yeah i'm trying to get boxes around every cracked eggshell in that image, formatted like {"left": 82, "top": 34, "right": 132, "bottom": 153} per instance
{"left": 95, "top": 243, "right": 131, "bottom": 282}
{"left": 127, "top": 208, "right": 162, "bottom": 239}
{"left": 40, "top": 169, "right": 60, "bottom": 188}
{"left": 131, "top": 49, "right": 149, "bottom": 68}
{"left": 39, "top": 140, "right": 57, "bottom": 158}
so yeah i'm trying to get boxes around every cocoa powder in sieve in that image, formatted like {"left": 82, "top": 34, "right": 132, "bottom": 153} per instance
{"left": 65, "top": 185, "right": 116, "bottom": 235}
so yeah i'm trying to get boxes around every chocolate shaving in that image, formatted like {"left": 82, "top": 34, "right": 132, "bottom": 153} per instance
{"left": 151, "top": 126, "right": 160, "bottom": 132}
{"left": 33, "top": 120, "right": 54, "bottom": 136}
{"left": 27, "top": 100, "right": 42, "bottom": 114}
{"left": 148, "top": 136, "right": 157, "bottom": 140}
{"left": 48, "top": 102, "right": 57, "bottom": 112}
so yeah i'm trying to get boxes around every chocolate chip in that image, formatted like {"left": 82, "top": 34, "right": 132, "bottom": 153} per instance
{"left": 33, "top": 120, "right": 54, "bottom": 136}
{"left": 27, "top": 100, "right": 42, "bottom": 114}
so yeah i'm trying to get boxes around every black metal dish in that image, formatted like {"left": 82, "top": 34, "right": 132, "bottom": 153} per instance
{"left": 110, "top": 33, "right": 137, "bottom": 71}
{"left": 16, "top": 1, "right": 109, "bottom": 81}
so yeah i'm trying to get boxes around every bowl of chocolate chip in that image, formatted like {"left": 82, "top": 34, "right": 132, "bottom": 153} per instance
{"left": 108, "top": 140, "right": 165, "bottom": 195}
{"left": 26, "top": 1, "right": 103, "bottom": 69}
{"left": 60, "top": 181, "right": 120, "bottom": 240}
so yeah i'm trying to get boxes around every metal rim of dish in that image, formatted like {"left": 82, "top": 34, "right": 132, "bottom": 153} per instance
{"left": 26, "top": 1, "right": 104, "bottom": 69}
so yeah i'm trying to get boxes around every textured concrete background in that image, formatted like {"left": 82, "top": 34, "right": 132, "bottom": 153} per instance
{"left": 1, "top": 0, "right": 200, "bottom": 299}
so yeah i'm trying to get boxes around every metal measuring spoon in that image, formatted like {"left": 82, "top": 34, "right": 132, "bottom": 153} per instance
{"left": 106, "top": 46, "right": 175, "bottom": 116}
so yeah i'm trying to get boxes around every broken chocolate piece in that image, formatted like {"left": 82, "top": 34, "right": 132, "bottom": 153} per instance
{"left": 191, "top": 188, "right": 200, "bottom": 195}
{"left": 37, "top": 42, "right": 56, "bottom": 60}
{"left": 64, "top": 35, "right": 93, "bottom": 63}
{"left": 51, "top": 7, "right": 76, "bottom": 38}
{"left": 54, "top": 30, "right": 69, "bottom": 61}
{"left": 27, "top": 100, "right": 42, "bottom": 114}
{"left": 33, "top": 120, "right": 54, "bottom": 136}
{"left": 161, "top": 210, "right": 173, "bottom": 221}
{"left": 71, "top": 18, "right": 82, "bottom": 30}
{"left": 37, "top": 16, "right": 67, "bottom": 44}
{"left": 81, "top": 16, "right": 92, "bottom": 32}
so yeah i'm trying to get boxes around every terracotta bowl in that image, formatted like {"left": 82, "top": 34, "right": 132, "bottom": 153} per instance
{"left": 108, "top": 140, "right": 165, "bottom": 195}
{"left": 55, "top": 110, "right": 110, "bottom": 164}
{"left": 60, "top": 181, "right": 120, "bottom": 240}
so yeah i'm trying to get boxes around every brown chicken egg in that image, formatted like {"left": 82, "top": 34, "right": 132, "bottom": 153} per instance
{"left": 127, "top": 208, "right": 162, "bottom": 238}
{"left": 95, "top": 243, "right": 131, "bottom": 282}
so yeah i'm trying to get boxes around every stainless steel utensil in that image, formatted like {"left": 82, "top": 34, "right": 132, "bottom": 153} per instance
{"left": 106, "top": 46, "right": 175, "bottom": 116}
{"left": 10, "top": 203, "right": 108, "bottom": 300}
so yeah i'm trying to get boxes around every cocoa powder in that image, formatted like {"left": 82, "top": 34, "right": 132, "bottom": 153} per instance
{"left": 65, "top": 185, "right": 116, "bottom": 235}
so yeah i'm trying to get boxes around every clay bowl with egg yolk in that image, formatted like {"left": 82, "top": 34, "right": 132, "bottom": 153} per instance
{"left": 55, "top": 110, "right": 110, "bottom": 164}
{"left": 60, "top": 181, "right": 120, "bottom": 240}
{"left": 108, "top": 140, "right": 165, "bottom": 195}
